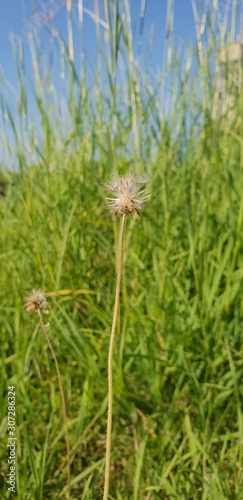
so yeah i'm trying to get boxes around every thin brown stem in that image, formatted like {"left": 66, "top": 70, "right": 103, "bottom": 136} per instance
{"left": 103, "top": 213, "right": 126, "bottom": 500}
{"left": 37, "top": 310, "right": 71, "bottom": 500}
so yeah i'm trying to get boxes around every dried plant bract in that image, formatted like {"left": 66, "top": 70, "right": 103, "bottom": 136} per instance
{"left": 105, "top": 174, "right": 149, "bottom": 216}
{"left": 24, "top": 289, "right": 50, "bottom": 314}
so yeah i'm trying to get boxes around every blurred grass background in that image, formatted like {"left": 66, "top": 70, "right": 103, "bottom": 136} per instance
{"left": 0, "top": 0, "right": 243, "bottom": 498}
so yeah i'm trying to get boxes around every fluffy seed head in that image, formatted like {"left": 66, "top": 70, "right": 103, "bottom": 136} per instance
{"left": 105, "top": 174, "right": 149, "bottom": 216}
{"left": 24, "top": 289, "right": 50, "bottom": 315}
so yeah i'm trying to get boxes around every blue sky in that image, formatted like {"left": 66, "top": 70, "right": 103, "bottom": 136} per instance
{"left": 0, "top": 1, "right": 241, "bottom": 168}
{"left": 0, "top": 0, "right": 198, "bottom": 88}
{"left": 1, "top": 1, "right": 241, "bottom": 95}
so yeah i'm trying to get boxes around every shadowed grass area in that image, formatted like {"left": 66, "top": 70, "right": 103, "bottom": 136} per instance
{"left": 0, "top": 0, "right": 243, "bottom": 498}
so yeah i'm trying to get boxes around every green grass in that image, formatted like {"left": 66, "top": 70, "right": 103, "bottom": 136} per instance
{"left": 0, "top": 1, "right": 243, "bottom": 498}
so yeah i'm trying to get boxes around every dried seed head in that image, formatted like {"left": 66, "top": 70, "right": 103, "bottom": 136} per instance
{"left": 105, "top": 174, "right": 149, "bottom": 216}
{"left": 24, "top": 289, "right": 50, "bottom": 315}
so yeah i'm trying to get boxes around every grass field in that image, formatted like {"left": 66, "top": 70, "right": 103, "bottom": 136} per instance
{"left": 0, "top": 1, "right": 243, "bottom": 499}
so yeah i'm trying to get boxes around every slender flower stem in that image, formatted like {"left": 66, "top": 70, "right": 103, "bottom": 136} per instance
{"left": 37, "top": 310, "right": 71, "bottom": 500}
{"left": 103, "top": 213, "right": 126, "bottom": 500}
